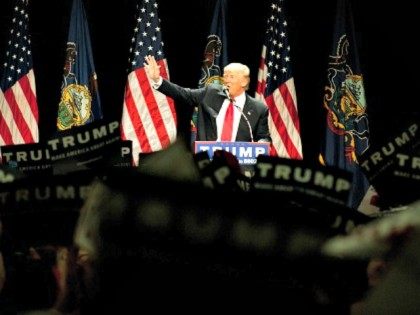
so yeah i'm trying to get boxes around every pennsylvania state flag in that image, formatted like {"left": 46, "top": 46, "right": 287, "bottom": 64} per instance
{"left": 320, "top": 0, "right": 370, "bottom": 209}
{"left": 198, "top": 0, "right": 229, "bottom": 88}
{"left": 192, "top": 0, "right": 229, "bottom": 143}
{"left": 57, "top": 0, "right": 102, "bottom": 130}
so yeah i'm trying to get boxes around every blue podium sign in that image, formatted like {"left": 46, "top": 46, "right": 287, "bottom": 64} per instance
{"left": 194, "top": 141, "right": 270, "bottom": 165}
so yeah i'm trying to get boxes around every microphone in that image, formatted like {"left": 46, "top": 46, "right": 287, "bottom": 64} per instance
{"left": 234, "top": 104, "right": 254, "bottom": 142}
{"left": 222, "top": 85, "right": 232, "bottom": 101}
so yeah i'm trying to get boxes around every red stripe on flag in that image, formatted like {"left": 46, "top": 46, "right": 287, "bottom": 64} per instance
{"left": 135, "top": 67, "right": 171, "bottom": 148}
{"left": 279, "top": 83, "right": 300, "bottom": 133}
{"left": 19, "top": 73, "right": 39, "bottom": 122}
{"left": 256, "top": 78, "right": 266, "bottom": 96}
{"left": 3, "top": 85, "right": 34, "bottom": 143}
{"left": 0, "top": 110, "right": 13, "bottom": 145}
{"left": 269, "top": 143, "right": 278, "bottom": 157}
{"left": 124, "top": 74, "right": 152, "bottom": 152}
{"left": 256, "top": 58, "right": 267, "bottom": 95}
{"left": 266, "top": 93, "right": 301, "bottom": 159}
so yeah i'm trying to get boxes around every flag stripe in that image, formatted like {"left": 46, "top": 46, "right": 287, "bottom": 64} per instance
{"left": 136, "top": 65, "right": 170, "bottom": 148}
{"left": 256, "top": 47, "right": 267, "bottom": 96}
{"left": 266, "top": 92, "right": 302, "bottom": 159}
{"left": 279, "top": 80, "right": 299, "bottom": 133}
{"left": 123, "top": 71, "right": 152, "bottom": 152}
{"left": 20, "top": 70, "right": 39, "bottom": 122}
{"left": 0, "top": 90, "right": 15, "bottom": 145}
{"left": 133, "top": 69, "right": 161, "bottom": 151}
{"left": 4, "top": 81, "right": 35, "bottom": 143}
{"left": 15, "top": 73, "right": 38, "bottom": 141}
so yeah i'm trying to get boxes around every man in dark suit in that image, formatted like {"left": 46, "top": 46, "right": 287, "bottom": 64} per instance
{"left": 144, "top": 55, "right": 271, "bottom": 143}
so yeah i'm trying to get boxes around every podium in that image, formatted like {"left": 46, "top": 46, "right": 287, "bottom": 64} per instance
{"left": 194, "top": 141, "right": 270, "bottom": 165}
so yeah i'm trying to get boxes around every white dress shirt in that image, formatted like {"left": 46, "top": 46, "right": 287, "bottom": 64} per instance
{"left": 216, "top": 92, "right": 246, "bottom": 141}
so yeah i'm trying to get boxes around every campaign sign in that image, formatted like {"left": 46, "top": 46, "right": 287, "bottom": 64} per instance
{"left": 0, "top": 170, "right": 96, "bottom": 247}
{"left": 194, "top": 141, "right": 270, "bottom": 165}
{"left": 1, "top": 142, "right": 52, "bottom": 174}
{"left": 113, "top": 140, "right": 133, "bottom": 168}
{"left": 252, "top": 155, "right": 354, "bottom": 207}
{"left": 359, "top": 122, "right": 419, "bottom": 182}
{"left": 0, "top": 164, "right": 24, "bottom": 183}
{"left": 197, "top": 150, "right": 251, "bottom": 191}
{"left": 359, "top": 122, "right": 420, "bottom": 207}
{"left": 48, "top": 120, "right": 121, "bottom": 174}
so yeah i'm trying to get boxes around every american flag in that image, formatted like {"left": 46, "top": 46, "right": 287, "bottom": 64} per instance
{"left": 0, "top": 0, "right": 39, "bottom": 146}
{"left": 256, "top": 0, "right": 302, "bottom": 159}
{"left": 121, "top": 0, "right": 177, "bottom": 165}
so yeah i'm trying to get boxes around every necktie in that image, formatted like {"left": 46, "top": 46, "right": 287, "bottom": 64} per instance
{"left": 221, "top": 102, "right": 234, "bottom": 141}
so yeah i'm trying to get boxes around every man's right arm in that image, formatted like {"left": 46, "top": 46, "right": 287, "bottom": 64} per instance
{"left": 158, "top": 79, "right": 203, "bottom": 108}
{"left": 144, "top": 55, "right": 204, "bottom": 107}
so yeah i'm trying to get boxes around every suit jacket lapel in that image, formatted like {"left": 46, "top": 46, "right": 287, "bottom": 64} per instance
{"left": 242, "top": 97, "right": 255, "bottom": 123}
{"left": 215, "top": 89, "right": 227, "bottom": 112}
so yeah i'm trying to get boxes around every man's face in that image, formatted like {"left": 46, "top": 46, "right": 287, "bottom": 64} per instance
{"left": 223, "top": 69, "right": 247, "bottom": 98}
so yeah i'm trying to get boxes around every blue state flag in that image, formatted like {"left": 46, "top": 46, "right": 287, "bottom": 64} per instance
{"left": 198, "top": 0, "right": 228, "bottom": 88}
{"left": 320, "top": 0, "right": 371, "bottom": 209}
{"left": 57, "top": 0, "right": 102, "bottom": 131}
{"left": 192, "top": 0, "right": 229, "bottom": 144}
